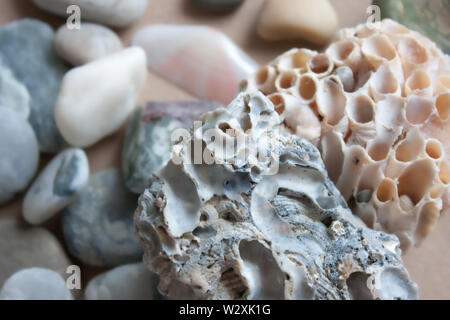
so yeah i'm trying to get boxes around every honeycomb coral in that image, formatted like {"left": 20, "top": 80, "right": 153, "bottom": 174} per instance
{"left": 241, "top": 19, "right": 450, "bottom": 250}
{"left": 134, "top": 92, "right": 418, "bottom": 300}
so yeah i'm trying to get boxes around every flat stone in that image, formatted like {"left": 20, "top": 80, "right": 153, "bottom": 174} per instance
{"left": 122, "top": 101, "right": 221, "bottom": 194}
{"left": 257, "top": 0, "right": 338, "bottom": 45}
{"left": 0, "top": 60, "right": 30, "bottom": 119}
{"left": 0, "top": 19, "right": 68, "bottom": 153}
{"left": 23, "top": 148, "right": 89, "bottom": 225}
{"left": 0, "top": 108, "right": 39, "bottom": 204}
{"left": 85, "top": 263, "right": 162, "bottom": 300}
{"left": 32, "top": 0, "right": 148, "bottom": 28}
{"left": 55, "top": 47, "right": 147, "bottom": 148}
{"left": 0, "top": 268, "right": 73, "bottom": 300}
{"left": 54, "top": 23, "right": 123, "bottom": 66}
{"left": 62, "top": 169, "right": 143, "bottom": 267}
{"left": 193, "top": 0, "right": 245, "bottom": 11}
{"left": 0, "top": 219, "right": 72, "bottom": 288}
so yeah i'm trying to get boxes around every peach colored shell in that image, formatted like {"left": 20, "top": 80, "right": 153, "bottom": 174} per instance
{"left": 241, "top": 19, "right": 450, "bottom": 251}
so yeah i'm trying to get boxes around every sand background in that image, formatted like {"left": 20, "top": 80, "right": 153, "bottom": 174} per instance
{"left": 0, "top": 0, "right": 448, "bottom": 299}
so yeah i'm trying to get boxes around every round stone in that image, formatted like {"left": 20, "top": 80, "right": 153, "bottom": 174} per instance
{"left": 85, "top": 263, "right": 162, "bottom": 300}
{"left": 0, "top": 62, "right": 30, "bottom": 119}
{"left": 54, "top": 23, "right": 123, "bottom": 66}
{"left": 62, "top": 168, "right": 143, "bottom": 267}
{"left": 0, "top": 107, "right": 39, "bottom": 204}
{"left": 0, "top": 219, "right": 72, "bottom": 288}
{"left": 23, "top": 148, "right": 89, "bottom": 225}
{"left": 0, "top": 268, "right": 73, "bottom": 300}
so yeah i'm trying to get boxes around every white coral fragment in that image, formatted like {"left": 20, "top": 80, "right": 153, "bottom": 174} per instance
{"left": 134, "top": 92, "right": 418, "bottom": 300}
{"left": 243, "top": 19, "right": 450, "bottom": 250}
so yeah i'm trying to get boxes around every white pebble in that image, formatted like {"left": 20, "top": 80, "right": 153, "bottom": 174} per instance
{"left": 55, "top": 47, "right": 147, "bottom": 148}
{"left": 0, "top": 268, "right": 73, "bottom": 300}
{"left": 54, "top": 23, "right": 123, "bottom": 66}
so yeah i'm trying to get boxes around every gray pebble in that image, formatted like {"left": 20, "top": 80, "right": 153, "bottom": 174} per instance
{"left": 0, "top": 219, "right": 72, "bottom": 288}
{"left": 0, "top": 108, "right": 39, "bottom": 204}
{"left": 62, "top": 169, "right": 143, "bottom": 267}
{"left": 0, "top": 60, "right": 30, "bottom": 119}
{"left": 0, "top": 19, "right": 68, "bottom": 153}
{"left": 23, "top": 148, "right": 89, "bottom": 225}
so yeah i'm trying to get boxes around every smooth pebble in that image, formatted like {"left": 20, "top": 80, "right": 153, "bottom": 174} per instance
{"left": 0, "top": 268, "right": 73, "bottom": 300}
{"left": 62, "top": 169, "right": 143, "bottom": 267}
{"left": 0, "top": 19, "right": 68, "bottom": 153}
{"left": 23, "top": 148, "right": 89, "bottom": 225}
{"left": 55, "top": 47, "right": 147, "bottom": 148}
{"left": 85, "top": 263, "right": 162, "bottom": 300}
{"left": 132, "top": 25, "right": 258, "bottom": 104}
{"left": 32, "top": 0, "right": 148, "bottom": 28}
{"left": 0, "top": 108, "right": 39, "bottom": 204}
{"left": 0, "top": 219, "right": 72, "bottom": 288}
{"left": 0, "top": 61, "right": 30, "bottom": 119}
{"left": 54, "top": 23, "right": 123, "bottom": 66}
{"left": 257, "top": 0, "right": 338, "bottom": 45}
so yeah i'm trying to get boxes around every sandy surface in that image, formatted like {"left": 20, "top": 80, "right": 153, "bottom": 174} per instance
{"left": 0, "top": 0, "right": 448, "bottom": 299}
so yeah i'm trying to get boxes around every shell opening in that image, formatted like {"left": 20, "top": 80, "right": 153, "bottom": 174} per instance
{"left": 291, "top": 50, "right": 310, "bottom": 69}
{"left": 371, "top": 64, "right": 397, "bottom": 94}
{"left": 346, "top": 272, "right": 373, "bottom": 300}
{"left": 362, "top": 34, "right": 396, "bottom": 61}
{"left": 405, "top": 95, "right": 433, "bottom": 125}
{"left": 376, "top": 179, "right": 396, "bottom": 203}
{"left": 277, "top": 71, "right": 297, "bottom": 89}
{"left": 298, "top": 75, "right": 317, "bottom": 101}
{"left": 406, "top": 70, "right": 430, "bottom": 92}
{"left": 395, "top": 137, "right": 421, "bottom": 163}
{"left": 348, "top": 95, "right": 375, "bottom": 124}
{"left": 308, "top": 54, "right": 332, "bottom": 74}
{"left": 327, "top": 40, "right": 355, "bottom": 62}
{"left": 425, "top": 140, "right": 443, "bottom": 160}
{"left": 439, "top": 161, "right": 450, "bottom": 185}
{"left": 397, "top": 159, "right": 435, "bottom": 205}
{"left": 317, "top": 77, "right": 346, "bottom": 126}
{"left": 368, "top": 142, "right": 390, "bottom": 162}
{"left": 435, "top": 93, "right": 450, "bottom": 121}
{"left": 398, "top": 37, "right": 428, "bottom": 65}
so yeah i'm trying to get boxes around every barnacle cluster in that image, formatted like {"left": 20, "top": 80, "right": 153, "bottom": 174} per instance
{"left": 134, "top": 92, "right": 418, "bottom": 300}
{"left": 241, "top": 19, "right": 450, "bottom": 250}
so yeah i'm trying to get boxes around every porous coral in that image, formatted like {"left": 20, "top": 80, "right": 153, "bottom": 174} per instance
{"left": 241, "top": 19, "right": 450, "bottom": 250}
{"left": 134, "top": 92, "right": 418, "bottom": 300}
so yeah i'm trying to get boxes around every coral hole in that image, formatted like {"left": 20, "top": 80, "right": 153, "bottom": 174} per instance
{"left": 308, "top": 54, "right": 331, "bottom": 74}
{"left": 298, "top": 76, "right": 317, "bottom": 100}
{"left": 268, "top": 94, "right": 285, "bottom": 115}
{"left": 278, "top": 71, "right": 296, "bottom": 89}
{"left": 398, "top": 38, "right": 428, "bottom": 64}
{"left": 425, "top": 140, "right": 443, "bottom": 160}
{"left": 291, "top": 50, "right": 310, "bottom": 69}
{"left": 328, "top": 40, "right": 355, "bottom": 61}
{"left": 439, "top": 161, "right": 450, "bottom": 185}
{"left": 376, "top": 179, "right": 396, "bottom": 203}
{"left": 348, "top": 95, "right": 374, "bottom": 124}
{"left": 435, "top": 93, "right": 450, "bottom": 121}
{"left": 397, "top": 160, "right": 435, "bottom": 205}
{"left": 346, "top": 272, "right": 373, "bottom": 300}
{"left": 368, "top": 142, "right": 389, "bottom": 162}
{"left": 405, "top": 95, "right": 433, "bottom": 125}
{"left": 363, "top": 34, "right": 396, "bottom": 61}
{"left": 407, "top": 70, "right": 430, "bottom": 91}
